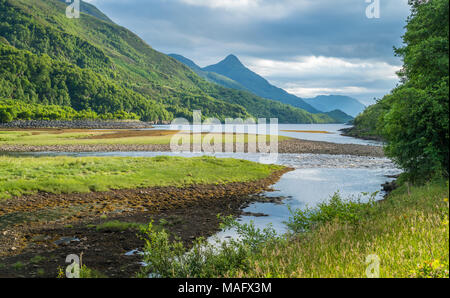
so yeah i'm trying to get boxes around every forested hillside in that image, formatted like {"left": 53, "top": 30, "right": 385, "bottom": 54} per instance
{"left": 0, "top": 0, "right": 338, "bottom": 123}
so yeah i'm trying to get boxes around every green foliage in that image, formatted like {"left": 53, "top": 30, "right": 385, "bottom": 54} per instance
{"left": 381, "top": 0, "right": 449, "bottom": 181}
{"left": 219, "top": 215, "right": 278, "bottom": 250}
{"left": 286, "top": 192, "right": 377, "bottom": 233}
{"left": 349, "top": 0, "right": 449, "bottom": 180}
{"left": 79, "top": 265, "right": 107, "bottom": 278}
{"left": 138, "top": 218, "right": 278, "bottom": 278}
{"left": 12, "top": 261, "right": 24, "bottom": 270}
{"left": 0, "top": 0, "right": 337, "bottom": 123}
{"left": 348, "top": 100, "right": 388, "bottom": 139}
{"left": 0, "top": 106, "right": 13, "bottom": 123}
{"left": 0, "top": 99, "right": 139, "bottom": 122}
{"left": 0, "top": 42, "right": 171, "bottom": 121}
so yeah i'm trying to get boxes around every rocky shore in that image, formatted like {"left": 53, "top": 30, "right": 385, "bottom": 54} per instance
{"left": 0, "top": 139, "right": 385, "bottom": 157}
{"left": 0, "top": 120, "right": 154, "bottom": 129}
{"left": 0, "top": 167, "right": 292, "bottom": 278}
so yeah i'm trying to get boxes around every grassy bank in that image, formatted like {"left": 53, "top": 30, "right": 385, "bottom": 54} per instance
{"left": 232, "top": 181, "right": 449, "bottom": 278}
{"left": 0, "top": 156, "right": 284, "bottom": 199}
{"left": 0, "top": 129, "right": 289, "bottom": 146}
{"left": 139, "top": 180, "right": 449, "bottom": 278}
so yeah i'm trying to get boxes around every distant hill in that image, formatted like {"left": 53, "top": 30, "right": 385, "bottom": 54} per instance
{"left": 203, "top": 55, "right": 321, "bottom": 114}
{"left": 303, "top": 95, "right": 366, "bottom": 117}
{"left": 323, "top": 110, "right": 354, "bottom": 124}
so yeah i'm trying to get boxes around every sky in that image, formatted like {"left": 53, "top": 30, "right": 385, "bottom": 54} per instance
{"left": 85, "top": 0, "right": 411, "bottom": 105}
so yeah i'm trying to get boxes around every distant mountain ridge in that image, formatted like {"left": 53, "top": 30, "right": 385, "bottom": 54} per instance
{"left": 304, "top": 95, "right": 366, "bottom": 117}
{"left": 203, "top": 55, "right": 320, "bottom": 113}
{"left": 170, "top": 53, "right": 356, "bottom": 122}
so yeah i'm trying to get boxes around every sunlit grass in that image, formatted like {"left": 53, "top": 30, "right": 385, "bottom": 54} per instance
{"left": 229, "top": 181, "right": 449, "bottom": 278}
{"left": 0, "top": 155, "right": 284, "bottom": 199}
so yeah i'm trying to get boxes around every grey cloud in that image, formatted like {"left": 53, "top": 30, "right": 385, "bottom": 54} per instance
{"left": 87, "top": 0, "right": 410, "bottom": 104}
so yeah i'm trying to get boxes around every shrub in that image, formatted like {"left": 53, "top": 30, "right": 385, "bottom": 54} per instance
{"left": 285, "top": 192, "right": 377, "bottom": 233}
{"left": 138, "top": 219, "right": 278, "bottom": 278}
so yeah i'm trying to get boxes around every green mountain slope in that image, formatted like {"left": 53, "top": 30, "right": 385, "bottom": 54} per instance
{"left": 57, "top": 0, "right": 113, "bottom": 23}
{"left": 169, "top": 54, "right": 248, "bottom": 91}
{"left": 0, "top": 0, "right": 338, "bottom": 123}
{"left": 203, "top": 54, "right": 321, "bottom": 113}
{"left": 171, "top": 53, "right": 354, "bottom": 123}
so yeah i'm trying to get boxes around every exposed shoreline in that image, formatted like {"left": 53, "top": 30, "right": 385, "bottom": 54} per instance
{"left": 0, "top": 139, "right": 384, "bottom": 157}
{"left": 0, "top": 167, "right": 292, "bottom": 278}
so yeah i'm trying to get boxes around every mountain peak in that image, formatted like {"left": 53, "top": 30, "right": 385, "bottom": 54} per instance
{"left": 222, "top": 54, "right": 243, "bottom": 66}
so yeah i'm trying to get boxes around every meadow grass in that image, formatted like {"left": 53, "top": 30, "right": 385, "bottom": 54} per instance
{"left": 0, "top": 130, "right": 289, "bottom": 146}
{"left": 229, "top": 181, "right": 449, "bottom": 278}
{"left": 0, "top": 155, "right": 284, "bottom": 199}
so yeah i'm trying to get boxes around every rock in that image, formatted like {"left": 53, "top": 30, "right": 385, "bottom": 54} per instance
{"left": 53, "top": 237, "right": 80, "bottom": 246}
{"left": 382, "top": 181, "right": 397, "bottom": 193}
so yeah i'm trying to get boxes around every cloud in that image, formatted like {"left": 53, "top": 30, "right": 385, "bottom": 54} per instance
{"left": 84, "top": 0, "right": 410, "bottom": 104}
{"left": 177, "top": 0, "right": 315, "bottom": 19}
{"left": 243, "top": 55, "right": 401, "bottom": 103}
{"left": 179, "top": 0, "right": 260, "bottom": 10}
{"left": 246, "top": 56, "right": 400, "bottom": 80}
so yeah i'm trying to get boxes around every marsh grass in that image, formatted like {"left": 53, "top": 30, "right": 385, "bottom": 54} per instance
{"left": 0, "top": 156, "right": 283, "bottom": 199}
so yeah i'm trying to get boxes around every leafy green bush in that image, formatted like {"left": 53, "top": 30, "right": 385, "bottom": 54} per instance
{"left": 0, "top": 99, "right": 140, "bottom": 122}
{"left": 138, "top": 219, "right": 278, "bottom": 278}
{"left": 381, "top": 0, "right": 449, "bottom": 181}
{"left": 285, "top": 192, "right": 377, "bottom": 233}
{"left": 0, "top": 107, "right": 13, "bottom": 123}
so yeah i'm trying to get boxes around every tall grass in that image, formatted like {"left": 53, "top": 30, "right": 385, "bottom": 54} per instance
{"left": 138, "top": 181, "right": 449, "bottom": 278}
